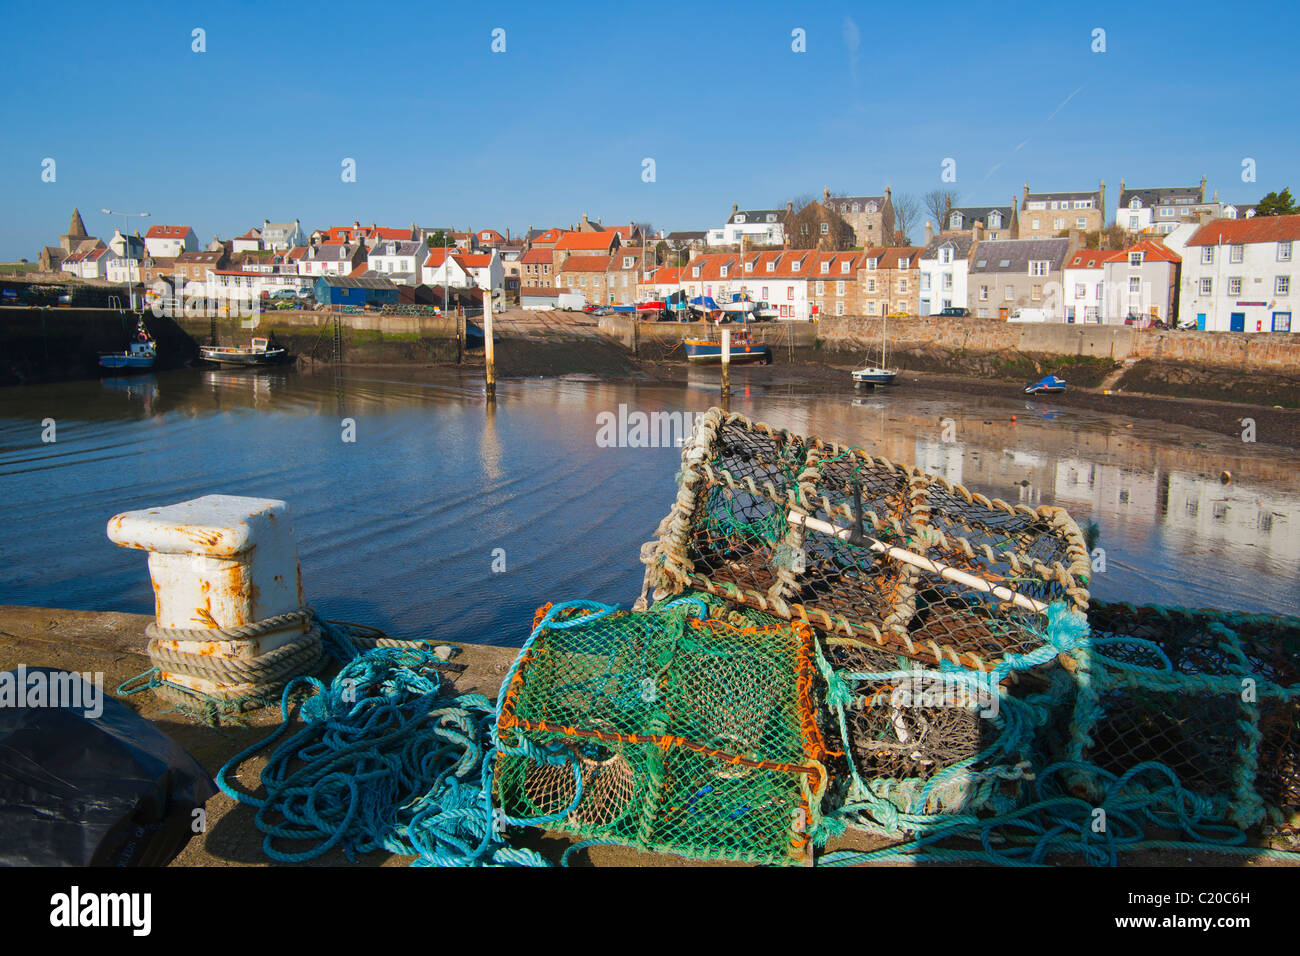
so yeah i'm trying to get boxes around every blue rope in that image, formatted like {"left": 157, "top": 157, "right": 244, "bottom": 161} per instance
{"left": 216, "top": 643, "right": 547, "bottom": 866}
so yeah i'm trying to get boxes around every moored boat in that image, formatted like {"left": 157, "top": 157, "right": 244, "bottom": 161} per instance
{"left": 199, "top": 336, "right": 290, "bottom": 367}
{"left": 99, "top": 319, "right": 156, "bottom": 371}
{"left": 683, "top": 327, "right": 771, "bottom": 364}
{"left": 851, "top": 313, "right": 898, "bottom": 387}
{"left": 1025, "top": 374, "right": 1067, "bottom": 395}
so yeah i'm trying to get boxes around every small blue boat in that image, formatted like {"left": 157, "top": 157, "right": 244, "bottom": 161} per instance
{"left": 99, "top": 319, "right": 157, "bottom": 371}
{"left": 1025, "top": 374, "right": 1067, "bottom": 395}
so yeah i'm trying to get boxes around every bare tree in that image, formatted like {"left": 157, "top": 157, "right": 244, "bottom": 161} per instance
{"left": 923, "top": 189, "right": 960, "bottom": 232}
{"left": 891, "top": 193, "right": 920, "bottom": 245}
{"left": 784, "top": 194, "right": 816, "bottom": 214}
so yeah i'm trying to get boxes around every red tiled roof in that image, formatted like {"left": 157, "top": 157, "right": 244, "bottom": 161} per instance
{"left": 349, "top": 264, "right": 369, "bottom": 277}
{"left": 145, "top": 225, "right": 191, "bottom": 238}
{"left": 1187, "top": 214, "right": 1300, "bottom": 246}
{"left": 875, "top": 247, "right": 923, "bottom": 270}
{"left": 368, "top": 227, "right": 410, "bottom": 240}
{"left": 520, "top": 248, "right": 552, "bottom": 264}
{"left": 287, "top": 246, "right": 307, "bottom": 260}
{"left": 554, "top": 231, "right": 618, "bottom": 252}
{"left": 1102, "top": 239, "right": 1181, "bottom": 263}
{"left": 531, "top": 228, "right": 564, "bottom": 244}
{"left": 453, "top": 254, "right": 492, "bottom": 268}
{"left": 1067, "top": 250, "right": 1107, "bottom": 269}
{"left": 557, "top": 255, "right": 612, "bottom": 272}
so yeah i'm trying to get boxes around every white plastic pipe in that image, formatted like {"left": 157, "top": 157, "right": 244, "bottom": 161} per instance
{"left": 786, "top": 511, "right": 1048, "bottom": 615}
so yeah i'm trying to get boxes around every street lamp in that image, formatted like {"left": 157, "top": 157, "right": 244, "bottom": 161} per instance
{"left": 103, "top": 208, "right": 149, "bottom": 309}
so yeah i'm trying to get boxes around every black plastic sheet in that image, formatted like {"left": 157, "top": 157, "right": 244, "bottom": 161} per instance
{"left": 0, "top": 667, "right": 216, "bottom": 866}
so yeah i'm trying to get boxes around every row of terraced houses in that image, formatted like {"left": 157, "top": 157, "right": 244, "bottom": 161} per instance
{"left": 35, "top": 174, "right": 1298, "bottom": 332}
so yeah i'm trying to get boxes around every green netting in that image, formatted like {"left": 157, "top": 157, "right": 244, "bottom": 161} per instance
{"left": 639, "top": 408, "right": 1093, "bottom": 677}
{"left": 492, "top": 599, "right": 829, "bottom": 865}
{"left": 1066, "top": 601, "right": 1300, "bottom": 831}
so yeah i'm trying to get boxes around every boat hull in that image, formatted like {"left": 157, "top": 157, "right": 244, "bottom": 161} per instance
{"left": 852, "top": 368, "right": 897, "bottom": 385}
{"left": 683, "top": 339, "right": 770, "bottom": 364}
{"left": 98, "top": 355, "right": 156, "bottom": 370}
{"left": 199, "top": 347, "right": 290, "bottom": 367}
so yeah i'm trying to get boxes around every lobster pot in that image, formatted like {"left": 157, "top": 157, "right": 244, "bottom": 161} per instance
{"left": 1068, "top": 602, "right": 1300, "bottom": 831}
{"left": 493, "top": 602, "right": 829, "bottom": 865}
{"left": 822, "top": 640, "right": 1047, "bottom": 830}
{"left": 638, "top": 408, "right": 1092, "bottom": 681}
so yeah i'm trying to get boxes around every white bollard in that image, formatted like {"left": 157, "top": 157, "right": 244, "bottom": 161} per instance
{"left": 108, "top": 495, "right": 313, "bottom": 698}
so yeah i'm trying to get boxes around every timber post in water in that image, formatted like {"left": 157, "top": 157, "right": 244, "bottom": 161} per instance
{"left": 483, "top": 292, "right": 496, "bottom": 400}
{"left": 720, "top": 326, "right": 731, "bottom": 401}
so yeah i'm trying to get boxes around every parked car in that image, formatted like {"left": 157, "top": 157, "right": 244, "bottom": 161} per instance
{"left": 271, "top": 288, "right": 298, "bottom": 300}
{"left": 886, "top": 310, "right": 910, "bottom": 319}
{"left": 1008, "top": 308, "right": 1047, "bottom": 323}
{"left": 938, "top": 306, "right": 970, "bottom": 318}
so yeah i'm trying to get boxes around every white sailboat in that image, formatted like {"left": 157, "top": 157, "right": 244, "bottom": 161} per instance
{"left": 852, "top": 313, "right": 898, "bottom": 386}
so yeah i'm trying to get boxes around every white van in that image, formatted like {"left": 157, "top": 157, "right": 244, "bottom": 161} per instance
{"left": 1008, "top": 308, "right": 1047, "bottom": 323}
{"left": 557, "top": 292, "right": 587, "bottom": 312}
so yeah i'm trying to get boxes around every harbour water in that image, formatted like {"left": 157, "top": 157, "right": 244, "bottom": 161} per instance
{"left": 2, "top": 366, "right": 1297, "bottom": 645}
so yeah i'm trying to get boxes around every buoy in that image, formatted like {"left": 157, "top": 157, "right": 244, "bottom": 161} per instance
{"left": 1221, "top": 471, "right": 1232, "bottom": 485}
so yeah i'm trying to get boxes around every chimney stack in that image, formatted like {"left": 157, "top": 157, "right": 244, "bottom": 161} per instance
{"left": 972, "top": 220, "right": 983, "bottom": 243}
{"left": 1023, "top": 183, "right": 1030, "bottom": 205}
{"left": 924, "top": 220, "right": 933, "bottom": 246}
{"left": 824, "top": 187, "right": 830, "bottom": 202}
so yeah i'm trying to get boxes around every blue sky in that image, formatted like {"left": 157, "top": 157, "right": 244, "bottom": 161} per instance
{"left": 1, "top": 0, "right": 1295, "bottom": 259}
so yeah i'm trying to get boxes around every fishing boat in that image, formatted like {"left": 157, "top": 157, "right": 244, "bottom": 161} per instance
{"left": 683, "top": 326, "right": 771, "bottom": 364}
{"left": 717, "top": 293, "right": 757, "bottom": 318}
{"left": 98, "top": 319, "right": 157, "bottom": 371}
{"left": 199, "top": 335, "right": 290, "bottom": 367}
{"left": 851, "top": 313, "right": 898, "bottom": 386}
{"left": 1025, "top": 374, "right": 1067, "bottom": 395}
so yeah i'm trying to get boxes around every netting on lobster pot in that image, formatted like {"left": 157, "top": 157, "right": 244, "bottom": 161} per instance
{"left": 1067, "top": 602, "right": 1300, "bottom": 832}
{"left": 492, "top": 600, "right": 830, "bottom": 865}
{"left": 639, "top": 407, "right": 1094, "bottom": 680}
{"left": 816, "top": 636, "right": 1049, "bottom": 834}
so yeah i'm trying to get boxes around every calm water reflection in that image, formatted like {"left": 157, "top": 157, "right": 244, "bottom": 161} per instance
{"left": 2, "top": 366, "right": 1297, "bottom": 645}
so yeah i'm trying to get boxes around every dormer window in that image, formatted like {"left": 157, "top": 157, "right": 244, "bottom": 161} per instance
{"left": 766, "top": 261, "right": 774, "bottom": 272}
{"left": 792, "top": 260, "right": 802, "bottom": 271}
{"left": 820, "top": 261, "right": 829, "bottom": 273}
{"left": 735, "top": 214, "right": 746, "bottom": 223}
{"left": 720, "top": 266, "right": 728, "bottom": 277}
{"left": 867, "top": 202, "right": 877, "bottom": 213}
{"left": 989, "top": 212, "right": 1002, "bottom": 228}
{"left": 745, "top": 261, "right": 753, "bottom": 272}
{"left": 766, "top": 214, "right": 776, "bottom": 222}
{"left": 867, "top": 258, "right": 877, "bottom": 270}
{"left": 623, "top": 256, "right": 634, "bottom": 268}
{"left": 1128, "top": 252, "right": 1143, "bottom": 266}
{"left": 841, "top": 261, "right": 850, "bottom": 273}
{"left": 950, "top": 213, "right": 962, "bottom": 229}
{"left": 1130, "top": 198, "right": 1141, "bottom": 209}
{"left": 692, "top": 266, "right": 700, "bottom": 278}
{"left": 852, "top": 203, "right": 860, "bottom": 213}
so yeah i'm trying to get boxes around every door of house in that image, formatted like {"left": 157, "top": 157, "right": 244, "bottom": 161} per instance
{"left": 1274, "top": 312, "right": 1292, "bottom": 332}
{"left": 999, "top": 307, "right": 1009, "bottom": 320}
{"left": 1065, "top": 307, "right": 1075, "bottom": 324}
{"left": 1196, "top": 313, "right": 1206, "bottom": 331}
{"left": 1229, "top": 312, "right": 1245, "bottom": 332}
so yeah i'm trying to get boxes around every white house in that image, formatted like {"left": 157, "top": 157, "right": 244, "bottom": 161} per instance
{"left": 918, "top": 235, "right": 974, "bottom": 315}
{"left": 422, "top": 248, "right": 504, "bottom": 296}
{"left": 297, "top": 242, "right": 360, "bottom": 278}
{"left": 1061, "top": 248, "right": 1107, "bottom": 324}
{"left": 260, "top": 219, "right": 307, "bottom": 252}
{"left": 367, "top": 240, "right": 427, "bottom": 285}
{"left": 1179, "top": 215, "right": 1299, "bottom": 332}
{"left": 143, "top": 224, "right": 198, "bottom": 258}
{"left": 706, "top": 205, "right": 786, "bottom": 247}
{"left": 61, "top": 245, "right": 113, "bottom": 279}
{"left": 232, "top": 228, "right": 262, "bottom": 253}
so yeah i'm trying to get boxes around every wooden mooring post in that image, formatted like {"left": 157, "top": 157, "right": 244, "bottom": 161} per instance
{"left": 483, "top": 294, "right": 496, "bottom": 400}
{"left": 720, "top": 327, "right": 731, "bottom": 401}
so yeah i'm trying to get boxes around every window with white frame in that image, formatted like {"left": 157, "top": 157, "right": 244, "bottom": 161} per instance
{"left": 1230, "top": 245, "right": 1244, "bottom": 263}
{"left": 1005, "top": 285, "right": 1014, "bottom": 301}
{"left": 1278, "top": 275, "right": 1291, "bottom": 295}
{"left": 979, "top": 285, "right": 989, "bottom": 301}
{"left": 1129, "top": 252, "right": 1143, "bottom": 266}
{"left": 867, "top": 279, "right": 876, "bottom": 292}
{"left": 939, "top": 247, "right": 952, "bottom": 264}
{"left": 1032, "top": 284, "right": 1042, "bottom": 301}
{"left": 766, "top": 261, "right": 774, "bottom": 272}
{"left": 1032, "top": 218, "right": 1041, "bottom": 230}
{"left": 1200, "top": 277, "right": 1213, "bottom": 295}
{"left": 942, "top": 274, "right": 952, "bottom": 290}
{"left": 820, "top": 223, "right": 829, "bottom": 235}
{"left": 836, "top": 281, "right": 845, "bottom": 295}
{"left": 820, "top": 261, "right": 829, "bottom": 273}
{"left": 1075, "top": 283, "right": 1086, "bottom": 299}
{"left": 1280, "top": 241, "right": 1292, "bottom": 262}
{"left": 1029, "top": 260, "right": 1048, "bottom": 276}
{"left": 1129, "top": 277, "right": 1141, "bottom": 294}
{"left": 1054, "top": 218, "right": 1065, "bottom": 230}
{"left": 836, "top": 301, "right": 845, "bottom": 315}
{"left": 1201, "top": 247, "right": 1215, "bottom": 264}
{"left": 921, "top": 273, "right": 931, "bottom": 291}
{"left": 841, "top": 261, "right": 850, "bottom": 273}
{"left": 897, "top": 279, "right": 906, "bottom": 293}
{"left": 815, "top": 280, "right": 824, "bottom": 294}
{"left": 1229, "top": 277, "right": 1242, "bottom": 295}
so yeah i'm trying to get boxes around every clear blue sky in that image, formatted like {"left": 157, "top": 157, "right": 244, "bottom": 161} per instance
{"left": 1, "top": 0, "right": 1295, "bottom": 259}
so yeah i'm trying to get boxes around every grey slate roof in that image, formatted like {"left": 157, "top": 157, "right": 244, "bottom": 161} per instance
{"left": 666, "top": 231, "right": 706, "bottom": 241}
{"left": 1025, "top": 189, "right": 1101, "bottom": 203}
{"left": 969, "top": 238, "right": 1071, "bottom": 273}
{"left": 946, "top": 206, "right": 1012, "bottom": 229}
{"left": 829, "top": 196, "right": 886, "bottom": 212}
{"left": 371, "top": 240, "right": 424, "bottom": 257}
{"left": 919, "top": 235, "right": 975, "bottom": 260}
{"left": 1118, "top": 185, "right": 1202, "bottom": 208}
{"left": 728, "top": 209, "right": 785, "bottom": 224}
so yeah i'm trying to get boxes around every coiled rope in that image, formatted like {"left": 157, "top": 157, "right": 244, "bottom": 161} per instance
{"left": 214, "top": 620, "right": 547, "bottom": 867}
